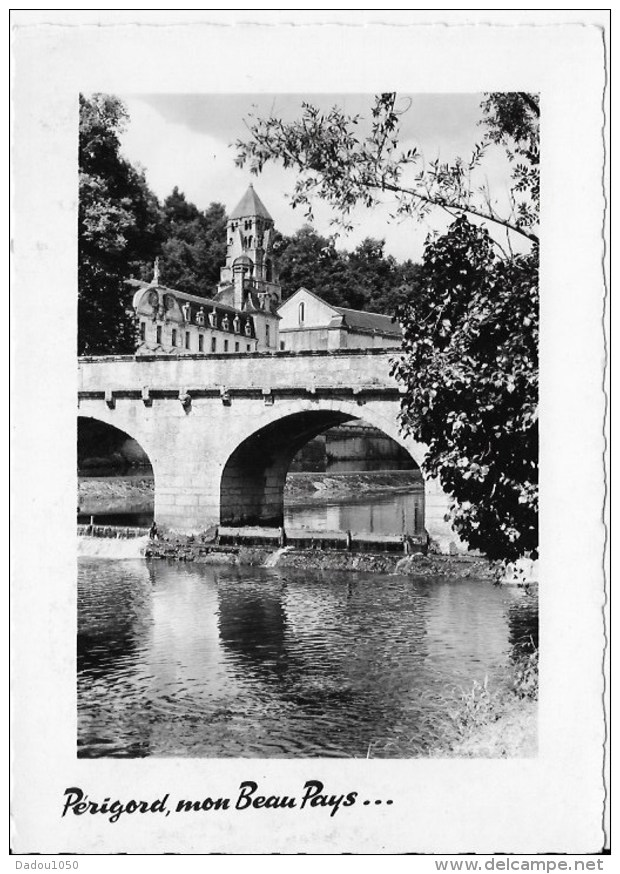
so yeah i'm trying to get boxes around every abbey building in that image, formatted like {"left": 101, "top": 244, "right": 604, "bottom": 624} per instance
{"left": 130, "top": 184, "right": 401, "bottom": 355}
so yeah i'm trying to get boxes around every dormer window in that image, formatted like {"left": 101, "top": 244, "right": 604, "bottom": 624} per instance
{"left": 244, "top": 319, "right": 253, "bottom": 337}
{"left": 209, "top": 309, "right": 217, "bottom": 328}
{"left": 221, "top": 315, "right": 230, "bottom": 332}
{"left": 233, "top": 315, "right": 241, "bottom": 334}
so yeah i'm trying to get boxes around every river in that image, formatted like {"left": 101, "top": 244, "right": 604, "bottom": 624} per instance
{"left": 78, "top": 471, "right": 425, "bottom": 536}
{"left": 77, "top": 556, "right": 534, "bottom": 758}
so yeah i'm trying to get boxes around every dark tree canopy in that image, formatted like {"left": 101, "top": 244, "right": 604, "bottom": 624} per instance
{"left": 158, "top": 191, "right": 228, "bottom": 297}
{"left": 393, "top": 216, "right": 538, "bottom": 561}
{"left": 275, "top": 225, "right": 420, "bottom": 312}
{"left": 78, "top": 94, "right": 163, "bottom": 355}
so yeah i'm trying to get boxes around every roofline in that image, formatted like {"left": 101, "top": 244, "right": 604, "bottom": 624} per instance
{"left": 279, "top": 325, "right": 401, "bottom": 339}
{"left": 277, "top": 287, "right": 340, "bottom": 313}
{"left": 279, "top": 288, "right": 399, "bottom": 324}
{"left": 132, "top": 282, "right": 279, "bottom": 318}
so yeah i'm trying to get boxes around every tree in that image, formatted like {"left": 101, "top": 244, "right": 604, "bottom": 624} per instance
{"left": 347, "top": 238, "right": 418, "bottom": 313}
{"left": 79, "top": 94, "right": 163, "bottom": 354}
{"left": 236, "top": 93, "right": 539, "bottom": 561}
{"left": 236, "top": 92, "right": 539, "bottom": 246}
{"left": 159, "top": 190, "right": 227, "bottom": 296}
{"left": 393, "top": 216, "right": 538, "bottom": 561}
{"left": 275, "top": 226, "right": 353, "bottom": 307}
{"left": 275, "top": 226, "right": 418, "bottom": 312}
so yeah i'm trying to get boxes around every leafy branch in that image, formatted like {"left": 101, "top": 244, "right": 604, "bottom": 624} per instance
{"left": 236, "top": 92, "right": 539, "bottom": 245}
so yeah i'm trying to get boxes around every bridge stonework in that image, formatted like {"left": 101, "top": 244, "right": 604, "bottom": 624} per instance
{"left": 78, "top": 349, "right": 465, "bottom": 553}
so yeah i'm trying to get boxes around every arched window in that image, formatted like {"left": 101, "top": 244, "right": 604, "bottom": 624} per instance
{"left": 265, "top": 259, "right": 273, "bottom": 282}
{"left": 298, "top": 301, "right": 305, "bottom": 325}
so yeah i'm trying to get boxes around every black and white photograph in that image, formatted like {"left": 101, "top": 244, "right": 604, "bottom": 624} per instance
{"left": 11, "top": 11, "right": 608, "bottom": 858}
{"left": 76, "top": 90, "right": 539, "bottom": 762}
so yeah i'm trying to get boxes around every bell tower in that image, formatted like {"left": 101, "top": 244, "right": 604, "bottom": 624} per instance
{"left": 218, "top": 184, "right": 280, "bottom": 309}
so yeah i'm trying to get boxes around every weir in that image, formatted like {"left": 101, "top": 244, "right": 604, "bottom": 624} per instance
{"left": 78, "top": 524, "right": 151, "bottom": 539}
{"left": 77, "top": 534, "right": 149, "bottom": 559}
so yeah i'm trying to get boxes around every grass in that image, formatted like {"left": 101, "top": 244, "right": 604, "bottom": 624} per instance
{"left": 436, "top": 646, "right": 539, "bottom": 758}
{"left": 366, "top": 592, "right": 539, "bottom": 759}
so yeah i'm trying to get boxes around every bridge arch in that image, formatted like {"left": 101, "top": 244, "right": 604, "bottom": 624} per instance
{"left": 78, "top": 415, "right": 153, "bottom": 470}
{"left": 219, "top": 400, "right": 427, "bottom": 528}
{"left": 78, "top": 414, "right": 156, "bottom": 519}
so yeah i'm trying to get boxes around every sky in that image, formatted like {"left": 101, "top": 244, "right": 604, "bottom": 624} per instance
{"left": 118, "top": 93, "right": 515, "bottom": 263}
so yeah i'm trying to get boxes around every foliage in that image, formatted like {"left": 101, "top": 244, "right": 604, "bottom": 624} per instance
{"left": 158, "top": 190, "right": 228, "bottom": 297}
{"left": 275, "top": 225, "right": 419, "bottom": 312}
{"left": 236, "top": 92, "right": 539, "bottom": 245}
{"left": 78, "top": 94, "right": 163, "bottom": 355}
{"left": 480, "top": 93, "right": 540, "bottom": 235}
{"left": 274, "top": 226, "right": 351, "bottom": 306}
{"left": 393, "top": 215, "right": 538, "bottom": 560}
{"left": 512, "top": 648, "right": 539, "bottom": 700}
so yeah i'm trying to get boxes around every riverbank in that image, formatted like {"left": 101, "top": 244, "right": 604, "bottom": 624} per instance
{"left": 437, "top": 646, "right": 538, "bottom": 758}
{"left": 367, "top": 639, "right": 538, "bottom": 758}
{"left": 78, "top": 473, "right": 154, "bottom": 514}
{"left": 77, "top": 470, "right": 422, "bottom": 515}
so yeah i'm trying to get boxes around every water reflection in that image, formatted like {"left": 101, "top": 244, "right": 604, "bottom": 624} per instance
{"left": 218, "top": 575, "right": 290, "bottom": 679}
{"left": 77, "top": 560, "right": 527, "bottom": 758}
{"left": 285, "top": 490, "right": 425, "bottom": 535}
{"left": 507, "top": 592, "right": 539, "bottom": 658}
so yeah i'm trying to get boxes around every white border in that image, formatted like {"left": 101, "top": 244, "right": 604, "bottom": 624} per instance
{"left": 11, "top": 11, "right": 608, "bottom": 854}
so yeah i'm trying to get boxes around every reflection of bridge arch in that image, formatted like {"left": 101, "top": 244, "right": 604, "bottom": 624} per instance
{"left": 219, "top": 402, "right": 425, "bottom": 527}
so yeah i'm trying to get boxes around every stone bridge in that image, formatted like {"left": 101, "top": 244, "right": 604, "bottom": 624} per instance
{"left": 78, "top": 349, "right": 461, "bottom": 552}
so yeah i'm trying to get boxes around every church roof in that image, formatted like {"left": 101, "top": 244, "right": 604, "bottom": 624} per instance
{"left": 334, "top": 306, "right": 402, "bottom": 336}
{"left": 230, "top": 184, "right": 273, "bottom": 221}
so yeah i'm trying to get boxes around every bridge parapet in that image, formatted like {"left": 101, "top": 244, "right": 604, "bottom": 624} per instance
{"left": 78, "top": 348, "right": 401, "bottom": 395}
